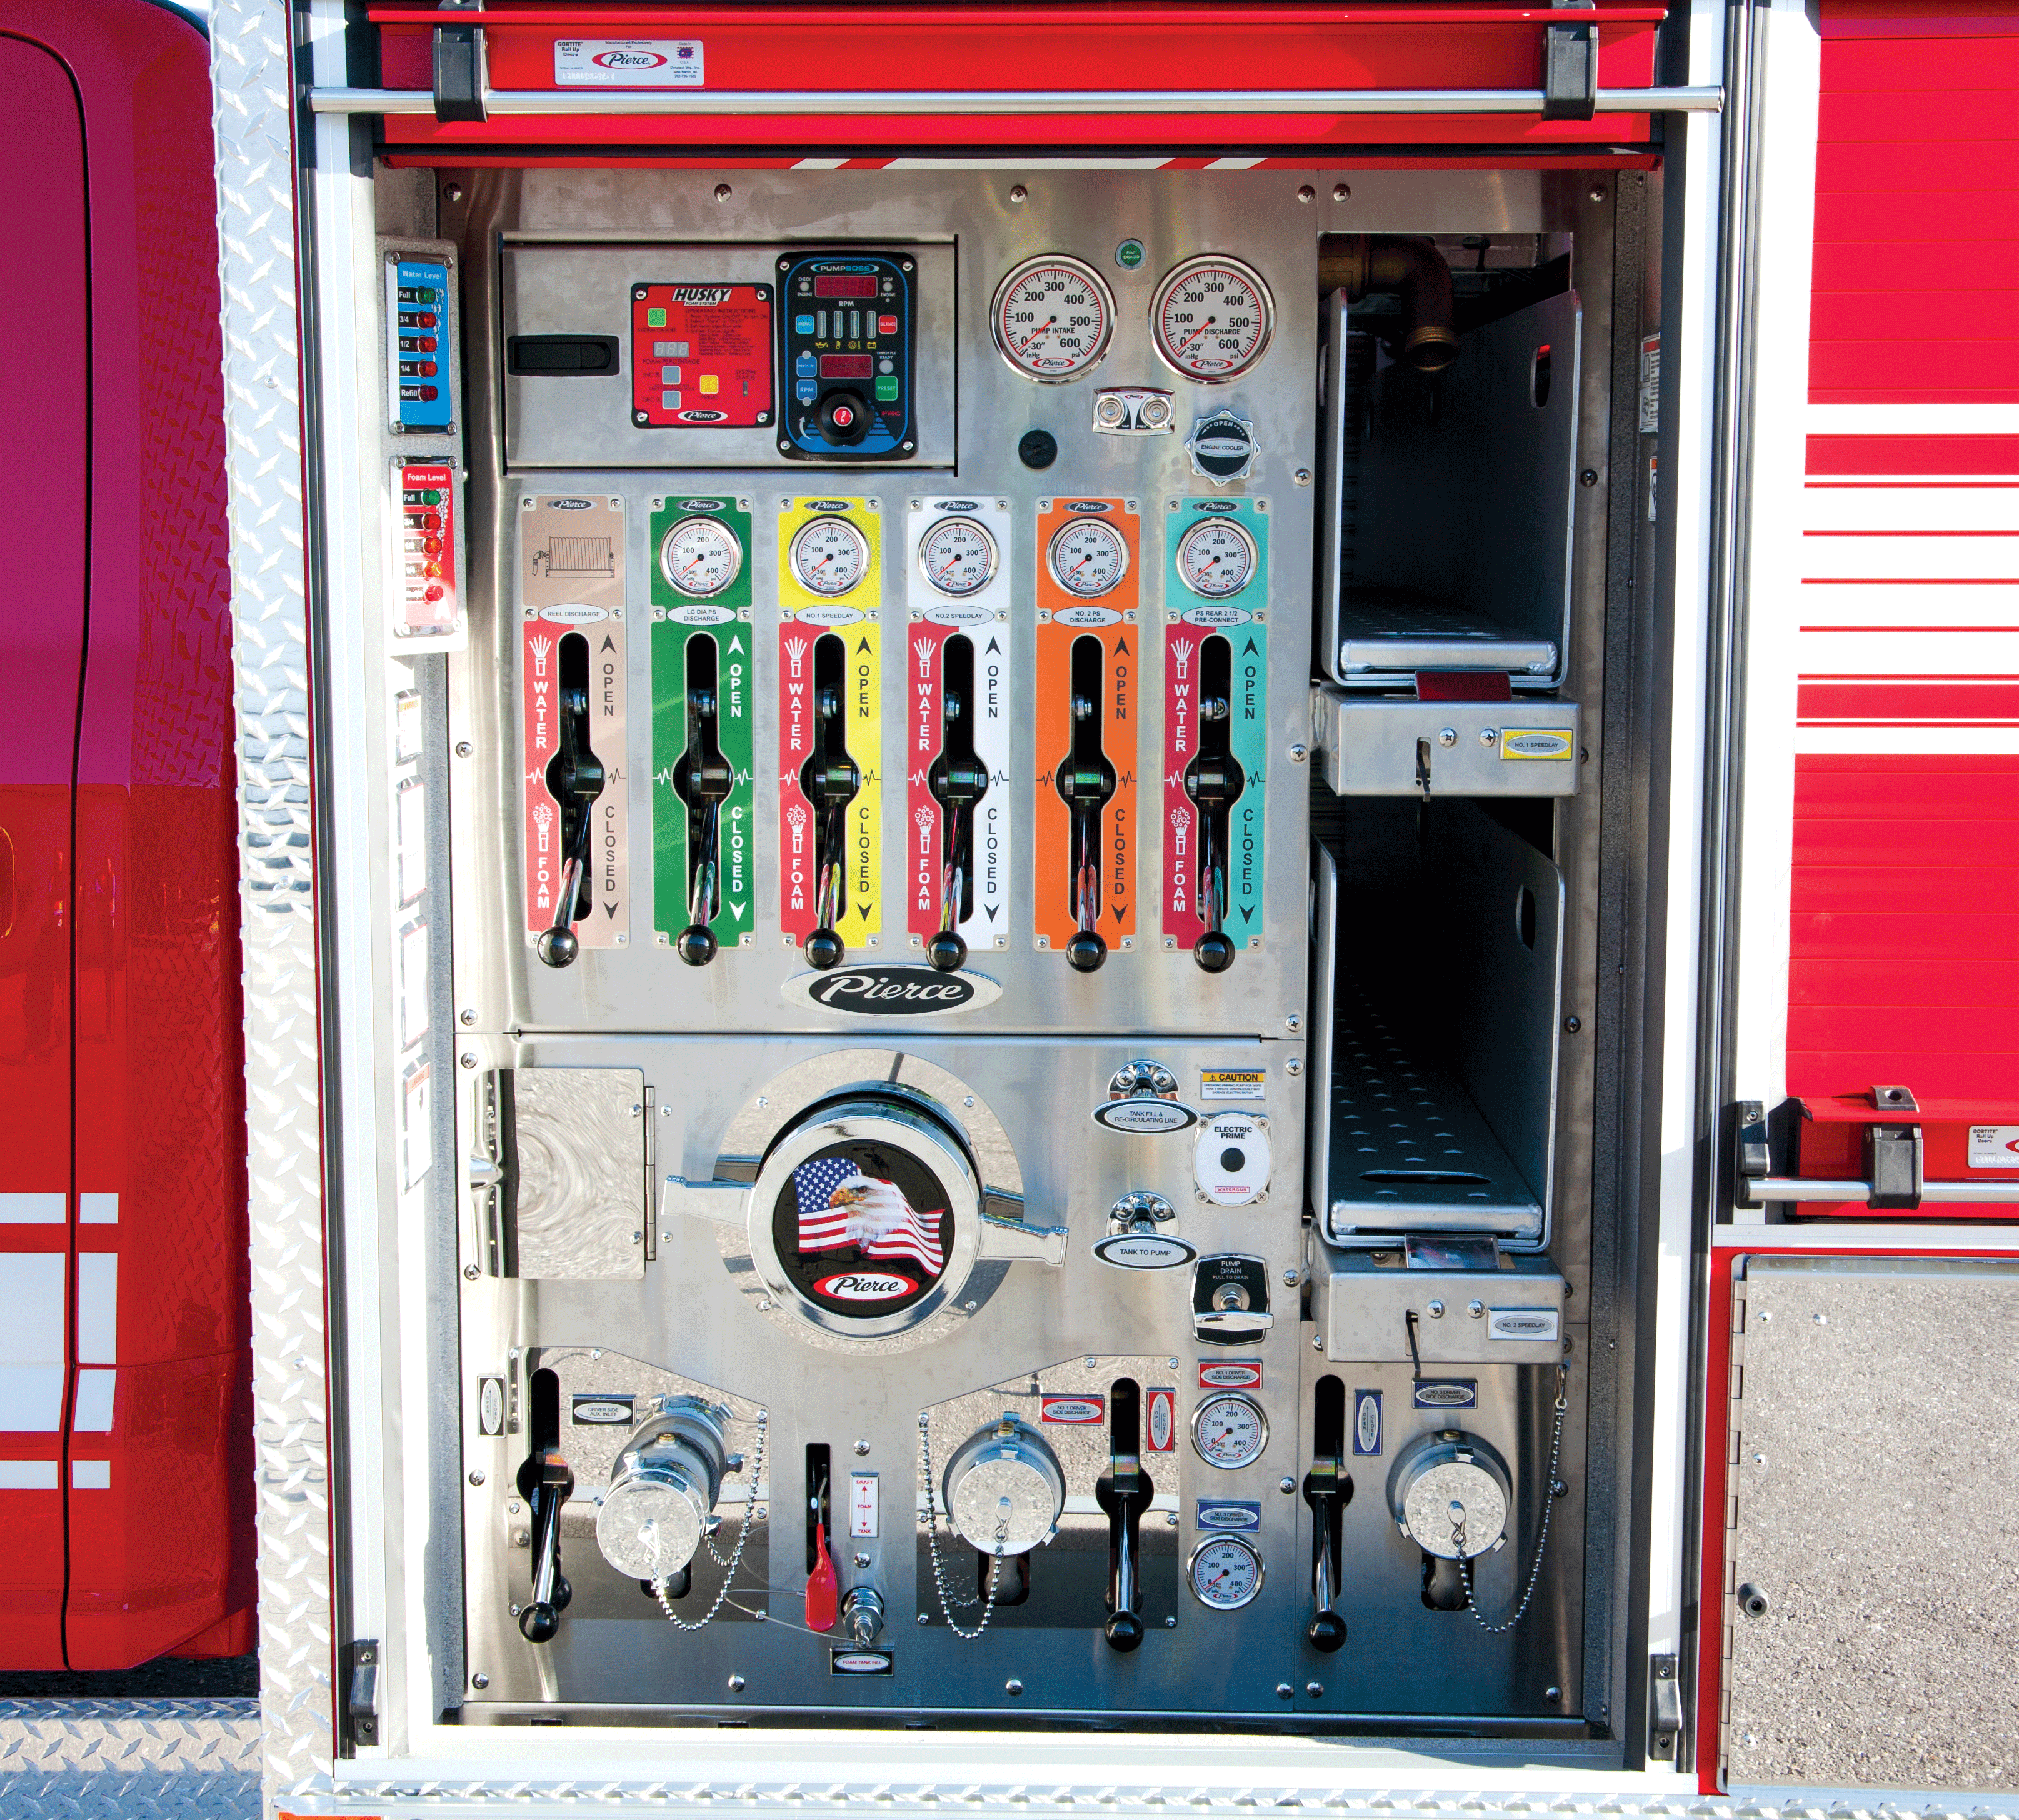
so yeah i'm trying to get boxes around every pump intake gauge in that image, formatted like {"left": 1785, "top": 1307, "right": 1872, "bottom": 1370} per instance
{"left": 1151, "top": 256, "right": 1275, "bottom": 383}
{"left": 790, "top": 515, "right": 871, "bottom": 596}
{"left": 1175, "top": 517, "right": 1259, "bottom": 598}
{"left": 1047, "top": 518, "right": 1129, "bottom": 598}
{"left": 1187, "top": 1534, "right": 1265, "bottom": 1610}
{"left": 991, "top": 255, "right": 1116, "bottom": 382}
{"left": 919, "top": 516, "right": 1000, "bottom": 598}
{"left": 659, "top": 516, "right": 744, "bottom": 598}
{"left": 1191, "top": 1390, "right": 1268, "bottom": 1468}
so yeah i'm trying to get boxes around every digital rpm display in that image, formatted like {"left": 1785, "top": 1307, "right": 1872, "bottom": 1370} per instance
{"left": 769, "top": 1141, "right": 954, "bottom": 1319}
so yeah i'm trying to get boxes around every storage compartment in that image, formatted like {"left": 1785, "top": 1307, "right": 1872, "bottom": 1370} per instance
{"left": 1310, "top": 794, "right": 1563, "bottom": 1246}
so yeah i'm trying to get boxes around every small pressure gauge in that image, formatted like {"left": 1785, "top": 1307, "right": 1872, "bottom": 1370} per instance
{"left": 1175, "top": 517, "right": 1259, "bottom": 599}
{"left": 789, "top": 515, "right": 870, "bottom": 597}
{"left": 1191, "top": 1391, "right": 1268, "bottom": 1469}
{"left": 918, "top": 516, "right": 999, "bottom": 598}
{"left": 1187, "top": 1534, "right": 1265, "bottom": 1610}
{"left": 659, "top": 516, "right": 744, "bottom": 598}
{"left": 1047, "top": 518, "right": 1128, "bottom": 599}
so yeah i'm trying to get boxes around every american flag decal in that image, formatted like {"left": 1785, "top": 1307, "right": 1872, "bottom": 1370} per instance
{"left": 793, "top": 1157, "right": 946, "bottom": 1277}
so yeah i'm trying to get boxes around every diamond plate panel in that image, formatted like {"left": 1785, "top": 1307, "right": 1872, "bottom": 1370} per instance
{"left": 209, "top": 0, "right": 334, "bottom": 1807}
{"left": 0, "top": 1698, "right": 259, "bottom": 1820}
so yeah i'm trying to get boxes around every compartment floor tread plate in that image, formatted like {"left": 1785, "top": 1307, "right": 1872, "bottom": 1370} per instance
{"left": 1326, "top": 974, "right": 1541, "bottom": 1239}
{"left": 1335, "top": 587, "right": 1558, "bottom": 678}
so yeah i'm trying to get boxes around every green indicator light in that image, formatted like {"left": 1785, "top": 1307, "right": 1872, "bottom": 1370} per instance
{"left": 1116, "top": 239, "right": 1146, "bottom": 271}
{"left": 647, "top": 307, "right": 668, "bottom": 328}
{"left": 423, "top": 489, "right": 443, "bottom": 505}
{"left": 420, "top": 288, "right": 438, "bottom": 302}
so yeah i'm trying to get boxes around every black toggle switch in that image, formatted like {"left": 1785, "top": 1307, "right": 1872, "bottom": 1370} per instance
{"left": 1303, "top": 1376, "right": 1351, "bottom": 1652}
{"left": 800, "top": 637, "right": 861, "bottom": 970}
{"left": 673, "top": 646, "right": 736, "bottom": 966}
{"left": 926, "top": 636, "right": 990, "bottom": 973}
{"left": 1182, "top": 636, "right": 1245, "bottom": 974}
{"left": 1095, "top": 1379, "right": 1154, "bottom": 1650}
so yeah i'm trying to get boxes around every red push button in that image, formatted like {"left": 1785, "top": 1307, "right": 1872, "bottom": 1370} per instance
{"left": 878, "top": 314, "right": 898, "bottom": 336}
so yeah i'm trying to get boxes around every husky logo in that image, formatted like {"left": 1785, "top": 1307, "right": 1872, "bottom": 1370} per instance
{"left": 670, "top": 287, "right": 733, "bottom": 306}
{"left": 814, "top": 1270, "right": 917, "bottom": 1302}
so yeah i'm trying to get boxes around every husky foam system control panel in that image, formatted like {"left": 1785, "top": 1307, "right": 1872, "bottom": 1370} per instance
{"left": 417, "top": 170, "right": 1606, "bottom": 1733}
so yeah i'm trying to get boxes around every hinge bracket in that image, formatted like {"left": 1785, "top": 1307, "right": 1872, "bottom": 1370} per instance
{"left": 433, "top": 1, "right": 488, "bottom": 123}
{"left": 1647, "top": 1654, "right": 1682, "bottom": 1760}
{"left": 1542, "top": 0, "right": 1599, "bottom": 121}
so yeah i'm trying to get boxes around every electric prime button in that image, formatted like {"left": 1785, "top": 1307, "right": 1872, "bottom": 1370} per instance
{"left": 1195, "top": 1111, "right": 1270, "bottom": 1206}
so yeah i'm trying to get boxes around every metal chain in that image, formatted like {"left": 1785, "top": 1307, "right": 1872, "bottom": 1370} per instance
{"left": 918, "top": 1413, "right": 1010, "bottom": 1641}
{"left": 653, "top": 1412, "right": 768, "bottom": 1631}
{"left": 1452, "top": 1364, "right": 1568, "bottom": 1636}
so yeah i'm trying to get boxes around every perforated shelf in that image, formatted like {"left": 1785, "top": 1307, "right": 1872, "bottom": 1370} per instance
{"left": 1334, "top": 588, "right": 1558, "bottom": 681}
{"left": 1323, "top": 974, "right": 1542, "bottom": 1241}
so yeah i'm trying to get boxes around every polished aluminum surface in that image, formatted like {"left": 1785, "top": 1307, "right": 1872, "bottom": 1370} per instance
{"left": 509, "top": 1068, "right": 647, "bottom": 1279}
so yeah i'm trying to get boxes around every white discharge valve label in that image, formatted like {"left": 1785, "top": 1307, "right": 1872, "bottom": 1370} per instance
{"left": 555, "top": 39, "right": 704, "bottom": 86}
{"left": 1969, "top": 1126, "right": 2019, "bottom": 1169}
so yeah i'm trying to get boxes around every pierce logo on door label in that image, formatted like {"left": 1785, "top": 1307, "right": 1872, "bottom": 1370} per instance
{"left": 1198, "top": 1360, "right": 1262, "bottom": 1390}
{"left": 1488, "top": 1308, "right": 1561, "bottom": 1341}
{"left": 1499, "top": 729, "right": 1574, "bottom": 760}
{"left": 815, "top": 1270, "right": 918, "bottom": 1302}
{"left": 1196, "top": 1499, "right": 1261, "bottom": 1532}
{"left": 1412, "top": 1380, "right": 1478, "bottom": 1409}
{"left": 1353, "top": 1389, "right": 1382, "bottom": 1456}
{"left": 1040, "top": 1395, "right": 1105, "bottom": 1424}
{"left": 556, "top": 38, "right": 704, "bottom": 86}
{"left": 1146, "top": 1387, "right": 1176, "bottom": 1451}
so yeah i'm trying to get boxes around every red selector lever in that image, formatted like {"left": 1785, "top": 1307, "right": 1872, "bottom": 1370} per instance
{"left": 806, "top": 1521, "right": 839, "bottom": 1632}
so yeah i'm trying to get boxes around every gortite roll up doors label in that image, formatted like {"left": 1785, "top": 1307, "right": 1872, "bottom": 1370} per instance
{"left": 777, "top": 498, "right": 882, "bottom": 949}
{"left": 904, "top": 498, "right": 1013, "bottom": 954}
{"left": 521, "top": 494, "right": 628, "bottom": 949}
{"left": 1033, "top": 498, "right": 1138, "bottom": 955}
{"left": 651, "top": 495, "right": 756, "bottom": 952}
{"left": 1162, "top": 497, "right": 1268, "bottom": 954}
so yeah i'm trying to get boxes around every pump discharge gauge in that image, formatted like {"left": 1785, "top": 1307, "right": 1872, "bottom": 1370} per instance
{"left": 790, "top": 515, "right": 871, "bottom": 596}
{"left": 1191, "top": 1391, "right": 1268, "bottom": 1469}
{"left": 659, "top": 516, "right": 744, "bottom": 598}
{"left": 919, "top": 516, "right": 1000, "bottom": 597}
{"left": 1175, "top": 517, "right": 1259, "bottom": 598}
{"left": 1151, "top": 256, "right": 1275, "bottom": 382}
{"left": 1048, "top": 518, "right": 1130, "bottom": 599}
{"left": 1187, "top": 1535, "right": 1265, "bottom": 1610}
{"left": 991, "top": 256, "right": 1116, "bottom": 382}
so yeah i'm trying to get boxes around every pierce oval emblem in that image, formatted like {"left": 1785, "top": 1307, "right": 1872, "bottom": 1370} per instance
{"left": 814, "top": 1270, "right": 918, "bottom": 1302}
{"left": 784, "top": 964, "right": 1001, "bottom": 1017}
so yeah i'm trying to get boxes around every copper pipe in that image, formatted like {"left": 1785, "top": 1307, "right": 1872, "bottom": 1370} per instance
{"left": 1318, "top": 234, "right": 1460, "bottom": 372}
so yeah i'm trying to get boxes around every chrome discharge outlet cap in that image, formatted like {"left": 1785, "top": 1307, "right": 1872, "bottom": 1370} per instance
{"left": 595, "top": 1399, "right": 731, "bottom": 1581}
{"left": 941, "top": 1415, "right": 1066, "bottom": 1555}
{"left": 1387, "top": 1429, "right": 1511, "bottom": 1559}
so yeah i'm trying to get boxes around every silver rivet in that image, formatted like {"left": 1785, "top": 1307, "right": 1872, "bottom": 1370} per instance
{"left": 1006, "top": 1679, "right": 1024, "bottom": 1696}
{"left": 1009, "top": 185, "right": 1028, "bottom": 204}
{"left": 1333, "top": 184, "right": 1351, "bottom": 202}
{"left": 471, "top": 1672, "right": 489, "bottom": 1689}
{"left": 1279, "top": 1477, "right": 1296, "bottom": 1494}
{"left": 1589, "top": 184, "right": 1606, "bottom": 201}
{"left": 508, "top": 1500, "right": 521, "bottom": 1514}
{"left": 1283, "top": 1269, "right": 1299, "bottom": 1286}
{"left": 443, "top": 182, "right": 464, "bottom": 203}
{"left": 460, "top": 1052, "right": 477, "bottom": 1069}
{"left": 1311, "top": 1334, "right": 1323, "bottom": 1350}
{"left": 1293, "top": 468, "right": 1311, "bottom": 487}
{"left": 1276, "top": 1683, "right": 1295, "bottom": 1700}
{"left": 1296, "top": 186, "right": 1315, "bottom": 204}
{"left": 1306, "top": 1682, "right": 1324, "bottom": 1697}
{"left": 1168, "top": 1358, "right": 1179, "bottom": 1369}
{"left": 1165, "top": 1615, "right": 1176, "bottom": 1628}
{"left": 1546, "top": 1686, "right": 1563, "bottom": 1702}
{"left": 1085, "top": 1356, "right": 1098, "bottom": 1369}
{"left": 1753, "top": 1452, "right": 1766, "bottom": 1466}
{"left": 1166, "top": 1511, "right": 1179, "bottom": 1527}
{"left": 661, "top": 1230, "right": 673, "bottom": 1242}
{"left": 463, "top": 1264, "right": 479, "bottom": 1281}
{"left": 513, "top": 1529, "right": 529, "bottom": 1546}
{"left": 1468, "top": 1300, "right": 1485, "bottom": 1318}
{"left": 459, "top": 1009, "right": 477, "bottom": 1026}
{"left": 1286, "top": 1013, "right": 1302, "bottom": 1032}
{"left": 916, "top": 1611, "right": 929, "bottom": 1625}
{"left": 963, "top": 1096, "right": 975, "bottom": 1108}
{"left": 1288, "top": 742, "right": 1308, "bottom": 764}
{"left": 1438, "top": 727, "right": 1457, "bottom": 748}
{"left": 728, "top": 1674, "right": 746, "bottom": 1691}
{"left": 1427, "top": 1299, "right": 1445, "bottom": 1318}
{"left": 715, "top": 183, "right": 733, "bottom": 201}
{"left": 455, "top": 741, "right": 473, "bottom": 758}
{"left": 1286, "top": 1058, "right": 1303, "bottom": 1077}
{"left": 468, "top": 1469, "right": 485, "bottom": 1486}
{"left": 854, "top": 1439, "right": 871, "bottom": 1456}
{"left": 1480, "top": 729, "right": 1497, "bottom": 748}
{"left": 854, "top": 1553, "right": 870, "bottom": 1569}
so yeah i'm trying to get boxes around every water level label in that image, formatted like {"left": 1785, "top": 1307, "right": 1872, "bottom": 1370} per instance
{"left": 778, "top": 499, "right": 881, "bottom": 949}
{"left": 1163, "top": 498, "right": 1268, "bottom": 955}
{"left": 652, "top": 498, "right": 755, "bottom": 952}
{"left": 1033, "top": 499, "right": 1138, "bottom": 956}
{"left": 905, "top": 499, "right": 1013, "bottom": 954}
{"left": 631, "top": 284, "right": 772, "bottom": 428}
{"left": 520, "top": 493, "right": 628, "bottom": 949}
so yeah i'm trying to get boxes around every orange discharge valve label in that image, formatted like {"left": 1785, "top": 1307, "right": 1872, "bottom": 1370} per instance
{"left": 1032, "top": 499, "right": 1138, "bottom": 955}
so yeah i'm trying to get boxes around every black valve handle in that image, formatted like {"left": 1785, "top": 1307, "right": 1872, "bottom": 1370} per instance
{"left": 1183, "top": 692, "right": 1245, "bottom": 976}
{"left": 1301, "top": 1452, "right": 1351, "bottom": 1653}
{"left": 536, "top": 681, "right": 605, "bottom": 969}
{"left": 801, "top": 681, "right": 859, "bottom": 971}
{"left": 516, "top": 1444, "right": 576, "bottom": 1643}
{"left": 926, "top": 665, "right": 990, "bottom": 974}
{"left": 1057, "top": 687, "right": 1117, "bottom": 974}
{"left": 673, "top": 685, "right": 736, "bottom": 968}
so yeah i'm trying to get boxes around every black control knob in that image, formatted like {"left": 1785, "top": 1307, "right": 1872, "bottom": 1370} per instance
{"left": 675, "top": 926, "right": 718, "bottom": 968}
{"left": 817, "top": 390, "right": 870, "bottom": 446}
{"left": 1066, "top": 930, "right": 1108, "bottom": 973}
{"left": 1105, "top": 1609, "right": 1145, "bottom": 1652}
{"left": 926, "top": 929, "right": 968, "bottom": 972}
{"left": 1193, "top": 931, "right": 1235, "bottom": 974}
{"left": 536, "top": 926, "right": 580, "bottom": 969}
{"left": 804, "top": 928, "right": 845, "bottom": 971}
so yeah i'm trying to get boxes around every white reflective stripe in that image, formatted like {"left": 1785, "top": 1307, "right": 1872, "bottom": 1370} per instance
{"left": 1801, "top": 533, "right": 2019, "bottom": 582}
{"left": 1206, "top": 156, "right": 1266, "bottom": 169}
{"left": 1810, "top": 403, "right": 2019, "bottom": 436}
{"left": 73, "top": 1369, "right": 116, "bottom": 1432}
{"left": 0, "top": 1367, "right": 64, "bottom": 1431}
{"left": 1795, "top": 581, "right": 2019, "bottom": 630}
{"left": 0, "top": 1255, "right": 65, "bottom": 1364}
{"left": 76, "top": 1253, "right": 117, "bottom": 1365}
{"left": 0, "top": 1460, "right": 58, "bottom": 1489}
{"left": 0, "top": 1194, "right": 64, "bottom": 1224}
{"left": 1804, "top": 484, "right": 2019, "bottom": 534}
{"left": 1795, "top": 724, "right": 2019, "bottom": 755}
{"left": 71, "top": 1459, "right": 111, "bottom": 1489}
{"left": 79, "top": 1193, "right": 118, "bottom": 1225}
{"left": 1796, "top": 631, "right": 2019, "bottom": 675}
{"left": 792, "top": 156, "right": 848, "bottom": 169}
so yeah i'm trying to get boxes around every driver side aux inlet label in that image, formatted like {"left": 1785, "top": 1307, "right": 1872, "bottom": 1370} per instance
{"left": 1033, "top": 499, "right": 1138, "bottom": 954}
{"left": 520, "top": 494, "right": 628, "bottom": 949}
{"left": 1163, "top": 498, "right": 1268, "bottom": 954}
{"left": 777, "top": 499, "right": 881, "bottom": 948}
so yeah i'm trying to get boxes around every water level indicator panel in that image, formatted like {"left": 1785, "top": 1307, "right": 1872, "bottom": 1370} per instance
{"left": 651, "top": 496, "right": 756, "bottom": 958}
{"left": 1163, "top": 498, "right": 1268, "bottom": 957}
{"left": 388, "top": 257, "right": 452, "bottom": 431}
{"left": 520, "top": 494, "right": 628, "bottom": 951}
{"left": 1033, "top": 499, "right": 1138, "bottom": 961}
{"left": 777, "top": 499, "right": 883, "bottom": 952}
{"left": 904, "top": 500, "right": 1013, "bottom": 958}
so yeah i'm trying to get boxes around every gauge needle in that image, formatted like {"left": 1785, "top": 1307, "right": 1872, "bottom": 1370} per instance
{"left": 1171, "top": 316, "right": 1217, "bottom": 358}
{"left": 1018, "top": 317, "right": 1056, "bottom": 354}
{"left": 933, "top": 553, "right": 964, "bottom": 582}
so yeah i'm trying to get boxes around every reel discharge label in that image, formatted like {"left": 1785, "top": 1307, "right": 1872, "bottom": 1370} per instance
{"left": 519, "top": 494, "right": 628, "bottom": 950}
{"left": 650, "top": 496, "right": 755, "bottom": 952}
